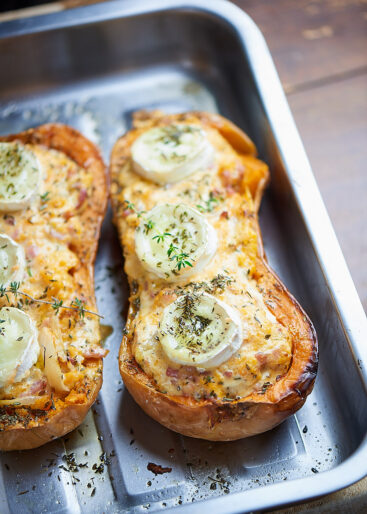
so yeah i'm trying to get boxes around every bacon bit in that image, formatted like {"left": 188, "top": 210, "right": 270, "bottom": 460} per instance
{"left": 83, "top": 347, "right": 108, "bottom": 359}
{"left": 4, "top": 215, "right": 15, "bottom": 226}
{"left": 226, "top": 186, "right": 236, "bottom": 196}
{"left": 59, "top": 309, "right": 74, "bottom": 319}
{"left": 29, "top": 378, "right": 47, "bottom": 395}
{"left": 147, "top": 462, "right": 172, "bottom": 475}
{"left": 166, "top": 367, "right": 179, "bottom": 378}
{"left": 76, "top": 188, "right": 88, "bottom": 209}
{"left": 271, "top": 348, "right": 281, "bottom": 361}
{"left": 63, "top": 211, "right": 73, "bottom": 221}
{"left": 20, "top": 379, "right": 47, "bottom": 396}
{"left": 11, "top": 228, "right": 20, "bottom": 239}
{"left": 67, "top": 355, "right": 77, "bottom": 366}
{"left": 180, "top": 366, "right": 196, "bottom": 376}
{"left": 122, "top": 209, "right": 133, "bottom": 218}
{"left": 26, "top": 245, "right": 39, "bottom": 259}
{"left": 179, "top": 366, "right": 199, "bottom": 383}
{"left": 220, "top": 211, "right": 229, "bottom": 219}
{"left": 161, "top": 293, "right": 177, "bottom": 306}
{"left": 255, "top": 352, "right": 268, "bottom": 366}
{"left": 224, "top": 370, "right": 233, "bottom": 378}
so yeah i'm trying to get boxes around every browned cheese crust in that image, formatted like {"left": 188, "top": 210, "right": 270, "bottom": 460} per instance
{"left": 110, "top": 111, "right": 318, "bottom": 441}
{"left": 0, "top": 124, "right": 107, "bottom": 450}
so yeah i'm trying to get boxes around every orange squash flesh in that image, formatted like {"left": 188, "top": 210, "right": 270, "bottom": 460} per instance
{"left": 111, "top": 111, "right": 318, "bottom": 441}
{"left": 0, "top": 124, "right": 107, "bottom": 450}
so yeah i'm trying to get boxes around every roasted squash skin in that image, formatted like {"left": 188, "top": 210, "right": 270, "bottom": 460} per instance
{"left": 111, "top": 111, "right": 318, "bottom": 441}
{"left": 0, "top": 124, "right": 107, "bottom": 450}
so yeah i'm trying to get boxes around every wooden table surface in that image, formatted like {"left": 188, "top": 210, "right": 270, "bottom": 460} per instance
{"left": 234, "top": 0, "right": 367, "bottom": 316}
{"left": 1, "top": 0, "right": 366, "bottom": 512}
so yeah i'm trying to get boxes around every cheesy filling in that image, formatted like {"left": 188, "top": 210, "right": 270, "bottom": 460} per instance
{"left": 113, "top": 121, "right": 293, "bottom": 401}
{"left": 0, "top": 144, "right": 101, "bottom": 402}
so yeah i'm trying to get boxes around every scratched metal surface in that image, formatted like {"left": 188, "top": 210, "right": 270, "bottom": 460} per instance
{"left": 0, "top": 1, "right": 366, "bottom": 513}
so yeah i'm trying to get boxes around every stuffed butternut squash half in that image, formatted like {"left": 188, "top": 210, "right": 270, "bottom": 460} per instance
{"left": 111, "top": 111, "right": 318, "bottom": 441}
{"left": 0, "top": 124, "right": 107, "bottom": 450}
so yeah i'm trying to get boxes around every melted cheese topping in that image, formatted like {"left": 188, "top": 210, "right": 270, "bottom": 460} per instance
{"left": 0, "top": 145, "right": 101, "bottom": 402}
{"left": 112, "top": 121, "right": 292, "bottom": 401}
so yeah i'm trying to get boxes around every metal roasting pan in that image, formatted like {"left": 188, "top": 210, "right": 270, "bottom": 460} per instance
{"left": 0, "top": 1, "right": 366, "bottom": 512}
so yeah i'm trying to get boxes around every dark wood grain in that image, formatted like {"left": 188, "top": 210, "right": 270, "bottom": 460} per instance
{"left": 232, "top": 0, "right": 367, "bottom": 312}
{"left": 288, "top": 73, "right": 367, "bottom": 311}
{"left": 233, "top": 0, "right": 367, "bottom": 91}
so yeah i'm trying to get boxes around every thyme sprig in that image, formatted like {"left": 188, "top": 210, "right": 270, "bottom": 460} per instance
{"left": 152, "top": 231, "right": 172, "bottom": 243}
{"left": 143, "top": 220, "right": 155, "bottom": 234}
{"left": 0, "top": 282, "right": 103, "bottom": 319}
{"left": 40, "top": 191, "right": 50, "bottom": 211}
{"left": 196, "top": 192, "right": 221, "bottom": 213}
{"left": 166, "top": 243, "right": 193, "bottom": 271}
{"left": 150, "top": 223, "right": 194, "bottom": 272}
{"left": 40, "top": 191, "right": 50, "bottom": 202}
{"left": 167, "top": 242, "right": 178, "bottom": 258}
{"left": 170, "top": 251, "right": 193, "bottom": 271}
{"left": 123, "top": 200, "right": 146, "bottom": 218}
